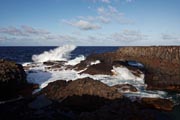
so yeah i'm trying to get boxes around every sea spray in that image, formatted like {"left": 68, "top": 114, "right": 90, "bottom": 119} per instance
{"left": 65, "top": 55, "right": 85, "bottom": 66}
{"left": 32, "top": 45, "right": 76, "bottom": 62}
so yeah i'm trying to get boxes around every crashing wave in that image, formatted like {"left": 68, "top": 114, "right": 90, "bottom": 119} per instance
{"left": 32, "top": 45, "right": 76, "bottom": 62}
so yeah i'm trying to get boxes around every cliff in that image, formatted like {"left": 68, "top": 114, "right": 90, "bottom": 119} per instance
{"left": 83, "top": 46, "right": 180, "bottom": 91}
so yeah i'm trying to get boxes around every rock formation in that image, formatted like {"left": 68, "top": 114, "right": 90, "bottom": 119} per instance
{"left": 77, "top": 46, "right": 180, "bottom": 91}
{"left": 0, "top": 59, "right": 38, "bottom": 100}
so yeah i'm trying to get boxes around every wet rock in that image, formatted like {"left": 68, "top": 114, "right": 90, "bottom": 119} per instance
{"left": 79, "top": 46, "right": 180, "bottom": 91}
{"left": 42, "top": 77, "right": 122, "bottom": 100}
{"left": 41, "top": 77, "right": 122, "bottom": 111}
{"left": 140, "top": 98, "right": 174, "bottom": 111}
{"left": 112, "top": 84, "right": 138, "bottom": 92}
{"left": 0, "top": 59, "right": 27, "bottom": 100}
{"left": 80, "top": 62, "right": 113, "bottom": 75}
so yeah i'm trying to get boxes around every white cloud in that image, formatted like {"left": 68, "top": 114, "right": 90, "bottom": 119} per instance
{"left": 63, "top": 20, "right": 101, "bottom": 30}
{"left": 0, "top": 26, "right": 51, "bottom": 36}
{"left": 21, "top": 25, "right": 50, "bottom": 35}
{"left": 0, "top": 25, "right": 77, "bottom": 46}
{"left": 96, "top": 6, "right": 133, "bottom": 24}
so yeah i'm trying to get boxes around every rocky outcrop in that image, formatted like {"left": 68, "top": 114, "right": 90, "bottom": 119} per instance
{"left": 77, "top": 46, "right": 180, "bottom": 91}
{"left": 42, "top": 77, "right": 122, "bottom": 101}
{"left": 0, "top": 59, "right": 27, "bottom": 100}
{"left": 140, "top": 98, "right": 174, "bottom": 111}
{"left": 41, "top": 77, "right": 122, "bottom": 111}
{"left": 0, "top": 59, "right": 38, "bottom": 100}
{"left": 80, "top": 62, "right": 113, "bottom": 75}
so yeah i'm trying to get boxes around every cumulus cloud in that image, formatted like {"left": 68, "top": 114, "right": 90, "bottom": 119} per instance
{"left": 97, "top": 6, "right": 133, "bottom": 24}
{"left": 0, "top": 25, "right": 78, "bottom": 45}
{"left": 63, "top": 20, "right": 101, "bottom": 30}
{"left": 0, "top": 26, "right": 51, "bottom": 36}
{"left": 0, "top": 26, "right": 27, "bottom": 36}
{"left": 21, "top": 25, "right": 50, "bottom": 35}
{"left": 111, "top": 29, "right": 148, "bottom": 42}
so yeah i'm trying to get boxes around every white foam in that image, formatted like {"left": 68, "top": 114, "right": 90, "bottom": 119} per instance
{"left": 32, "top": 45, "right": 76, "bottom": 62}
{"left": 65, "top": 55, "right": 85, "bottom": 66}
{"left": 24, "top": 56, "right": 164, "bottom": 99}
{"left": 111, "top": 66, "right": 144, "bottom": 84}
{"left": 90, "top": 60, "right": 101, "bottom": 65}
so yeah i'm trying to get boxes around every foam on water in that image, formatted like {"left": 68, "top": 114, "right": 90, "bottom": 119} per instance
{"left": 65, "top": 55, "right": 85, "bottom": 66}
{"left": 24, "top": 45, "right": 168, "bottom": 99}
{"left": 32, "top": 45, "right": 76, "bottom": 62}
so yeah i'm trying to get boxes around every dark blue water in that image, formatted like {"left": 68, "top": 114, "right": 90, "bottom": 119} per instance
{"left": 0, "top": 46, "right": 119, "bottom": 63}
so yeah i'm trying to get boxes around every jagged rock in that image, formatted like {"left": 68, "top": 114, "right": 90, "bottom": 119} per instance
{"left": 42, "top": 77, "right": 122, "bottom": 101}
{"left": 41, "top": 77, "right": 122, "bottom": 111}
{"left": 77, "top": 46, "right": 180, "bottom": 91}
{"left": 140, "top": 98, "right": 174, "bottom": 111}
{"left": 0, "top": 59, "right": 27, "bottom": 100}
{"left": 112, "top": 84, "right": 138, "bottom": 92}
{"left": 80, "top": 62, "right": 113, "bottom": 75}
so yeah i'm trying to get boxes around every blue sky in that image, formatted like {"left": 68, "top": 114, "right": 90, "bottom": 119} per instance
{"left": 0, "top": 0, "right": 179, "bottom": 46}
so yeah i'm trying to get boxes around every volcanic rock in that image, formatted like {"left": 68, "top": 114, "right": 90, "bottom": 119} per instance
{"left": 0, "top": 59, "right": 27, "bottom": 100}
{"left": 79, "top": 98, "right": 171, "bottom": 120}
{"left": 41, "top": 77, "right": 122, "bottom": 111}
{"left": 77, "top": 46, "right": 180, "bottom": 91}
{"left": 140, "top": 98, "right": 174, "bottom": 111}
{"left": 80, "top": 62, "right": 113, "bottom": 75}
{"left": 112, "top": 84, "right": 138, "bottom": 92}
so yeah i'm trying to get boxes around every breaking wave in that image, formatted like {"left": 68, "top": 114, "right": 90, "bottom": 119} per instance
{"left": 32, "top": 45, "right": 76, "bottom": 62}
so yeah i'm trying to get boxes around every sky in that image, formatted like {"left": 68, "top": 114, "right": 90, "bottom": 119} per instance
{"left": 0, "top": 0, "right": 180, "bottom": 46}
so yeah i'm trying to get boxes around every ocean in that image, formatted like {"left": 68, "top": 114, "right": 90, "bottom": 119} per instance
{"left": 0, "top": 46, "right": 119, "bottom": 63}
{"left": 0, "top": 45, "right": 180, "bottom": 119}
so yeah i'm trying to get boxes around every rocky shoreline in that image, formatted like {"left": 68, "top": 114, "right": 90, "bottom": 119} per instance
{"left": 0, "top": 46, "right": 180, "bottom": 120}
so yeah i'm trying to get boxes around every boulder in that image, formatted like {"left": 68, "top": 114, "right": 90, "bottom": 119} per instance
{"left": 41, "top": 77, "right": 122, "bottom": 111}
{"left": 0, "top": 59, "right": 27, "bottom": 100}
{"left": 140, "top": 98, "right": 174, "bottom": 111}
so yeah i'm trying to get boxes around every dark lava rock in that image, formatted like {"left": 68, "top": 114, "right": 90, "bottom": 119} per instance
{"left": 78, "top": 46, "right": 180, "bottom": 91}
{"left": 112, "top": 84, "right": 138, "bottom": 92}
{"left": 41, "top": 77, "right": 122, "bottom": 111}
{"left": 0, "top": 59, "right": 27, "bottom": 100}
{"left": 79, "top": 98, "right": 171, "bottom": 120}
{"left": 80, "top": 62, "right": 113, "bottom": 75}
{"left": 42, "top": 77, "right": 122, "bottom": 100}
{"left": 140, "top": 98, "right": 174, "bottom": 111}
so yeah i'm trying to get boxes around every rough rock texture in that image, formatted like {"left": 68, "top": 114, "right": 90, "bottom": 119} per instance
{"left": 42, "top": 77, "right": 122, "bottom": 100}
{"left": 0, "top": 59, "right": 27, "bottom": 100}
{"left": 41, "top": 77, "right": 122, "bottom": 111}
{"left": 140, "top": 98, "right": 174, "bottom": 111}
{"left": 78, "top": 46, "right": 180, "bottom": 91}
{"left": 80, "top": 62, "right": 113, "bottom": 75}
{"left": 112, "top": 84, "right": 138, "bottom": 92}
